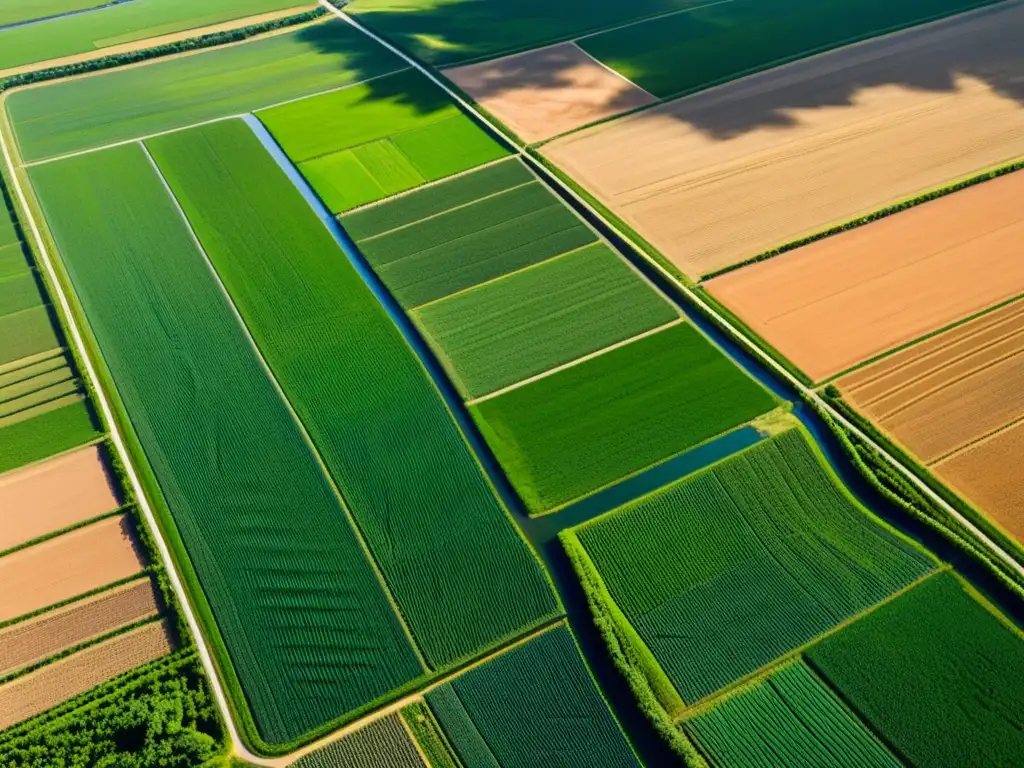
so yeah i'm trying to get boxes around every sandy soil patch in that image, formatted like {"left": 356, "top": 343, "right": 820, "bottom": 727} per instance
{"left": 0, "top": 5, "right": 315, "bottom": 78}
{"left": 0, "top": 619, "right": 172, "bottom": 730}
{"left": 0, "top": 578, "right": 158, "bottom": 676}
{"left": 542, "top": 3, "right": 1024, "bottom": 280}
{"left": 0, "top": 445, "right": 120, "bottom": 552}
{"left": 0, "top": 515, "right": 145, "bottom": 623}
{"left": 936, "top": 421, "right": 1024, "bottom": 543}
{"left": 446, "top": 42, "right": 656, "bottom": 143}
{"left": 704, "top": 169, "right": 1024, "bottom": 381}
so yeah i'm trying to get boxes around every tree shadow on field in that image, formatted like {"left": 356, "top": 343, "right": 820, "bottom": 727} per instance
{"left": 311, "top": 0, "right": 1024, "bottom": 142}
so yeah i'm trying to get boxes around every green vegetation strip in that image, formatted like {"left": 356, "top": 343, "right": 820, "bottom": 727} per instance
{"left": 292, "top": 715, "right": 425, "bottom": 768}
{"left": 30, "top": 143, "right": 423, "bottom": 746}
{"left": 345, "top": 161, "right": 598, "bottom": 309}
{"left": 572, "top": 428, "right": 935, "bottom": 704}
{"left": 0, "top": 399, "right": 98, "bottom": 474}
{"left": 685, "top": 661, "right": 901, "bottom": 768}
{"left": 0, "top": 306, "right": 59, "bottom": 366}
{"left": 579, "top": 0, "right": 1001, "bottom": 99}
{"left": 0, "top": 0, "right": 314, "bottom": 71}
{"left": 0, "top": 243, "right": 30, "bottom": 279}
{"left": 6, "top": 18, "right": 403, "bottom": 162}
{"left": 426, "top": 625, "right": 641, "bottom": 768}
{"left": 471, "top": 322, "right": 775, "bottom": 513}
{"left": 258, "top": 68, "right": 509, "bottom": 212}
{"left": 807, "top": 572, "right": 1024, "bottom": 767}
{"left": 0, "top": 271, "right": 43, "bottom": 316}
{"left": 414, "top": 243, "right": 678, "bottom": 398}
{"left": 146, "top": 119, "right": 558, "bottom": 672}
{"left": 0, "top": 0, "right": 106, "bottom": 29}
{"left": 401, "top": 701, "right": 462, "bottom": 768}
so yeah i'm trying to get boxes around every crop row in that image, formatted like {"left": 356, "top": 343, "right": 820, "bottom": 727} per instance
{"left": 293, "top": 715, "right": 425, "bottom": 768}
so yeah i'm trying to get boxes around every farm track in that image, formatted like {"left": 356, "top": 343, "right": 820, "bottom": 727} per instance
{"left": 4, "top": 0, "right": 1024, "bottom": 761}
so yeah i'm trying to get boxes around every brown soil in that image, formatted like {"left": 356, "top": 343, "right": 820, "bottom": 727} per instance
{"left": 0, "top": 619, "right": 173, "bottom": 730}
{"left": 0, "top": 578, "right": 159, "bottom": 677}
{"left": 0, "top": 5, "right": 315, "bottom": 78}
{"left": 0, "top": 515, "right": 145, "bottom": 623}
{"left": 704, "top": 169, "right": 1024, "bottom": 381}
{"left": 0, "top": 445, "right": 120, "bottom": 552}
{"left": 936, "top": 421, "right": 1024, "bottom": 543}
{"left": 446, "top": 42, "right": 656, "bottom": 143}
{"left": 542, "top": 3, "right": 1024, "bottom": 281}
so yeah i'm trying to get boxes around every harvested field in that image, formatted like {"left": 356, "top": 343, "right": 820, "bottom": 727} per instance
{"left": 445, "top": 42, "right": 656, "bottom": 143}
{"left": 0, "top": 445, "right": 119, "bottom": 552}
{"left": 0, "top": 515, "right": 144, "bottom": 623}
{"left": 0, "top": 619, "right": 173, "bottom": 730}
{"left": 838, "top": 300, "right": 1024, "bottom": 542}
{"left": 543, "top": 2, "right": 1024, "bottom": 280}
{"left": 0, "top": 578, "right": 159, "bottom": 676}
{"left": 707, "top": 170, "right": 1024, "bottom": 380}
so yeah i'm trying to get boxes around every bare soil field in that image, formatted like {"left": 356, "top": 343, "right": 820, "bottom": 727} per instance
{"left": 0, "top": 619, "right": 173, "bottom": 730}
{"left": 0, "top": 445, "right": 120, "bottom": 552}
{"left": 704, "top": 170, "right": 1024, "bottom": 381}
{"left": 838, "top": 301, "right": 1024, "bottom": 542}
{"left": 0, "top": 578, "right": 159, "bottom": 676}
{"left": 0, "top": 515, "right": 145, "bottom": 623}
{"left": 542, "top": 2, "right": 1024, "bottom": 280}
{"left": 446, "top": 42, "right": 656, "bottom": 143}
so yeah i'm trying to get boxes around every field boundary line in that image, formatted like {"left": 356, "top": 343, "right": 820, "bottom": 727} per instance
{"left": 465, "top": 318, "right": 683, "bottom": 405}
{"left": 139, "top": 141, "right": 430, "bottom": 673}
{"left": 0, "top": 434, "right": 105, "bottom": 479}
{"left": 396, "top": 707, "right": 433, "bottom": 767}
{"left": 676, "top": 566, "right": 949, "bottom": 721}
{"left": 932, "top": 412, "right": 1024, "bottom": 467}
{"left": 572, "top": 0, "right": 736, "bottom": 45}
{"left": 324, "top": 0, "right": 1024, "bottom": 586}
{"left": 567, "top": 42, "right": 658, "bottom": 101}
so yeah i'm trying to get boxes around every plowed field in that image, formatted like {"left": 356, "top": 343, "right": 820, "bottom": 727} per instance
{"left": 542, "top": 2, "right": 1024, "bottom": 280}
{"left": 706, "top": 170, "right": 1024, "bottom": 381}
{"left": 0, "top": 620, "right": 172, "bottom": 730}
{"left": 0, "top": 515, "right": 145, "bottom": 622}
{"left": 839, "top": 300, "right": 1024, "bottom": 542}
{"left": 446, "top": 42, "right": 655, "bottom": 143}
{"left": 0, "top": 578, "right": 159, "bottom": 676}
{"left": 0, "top": 445, "right": 119, "bottom": 552}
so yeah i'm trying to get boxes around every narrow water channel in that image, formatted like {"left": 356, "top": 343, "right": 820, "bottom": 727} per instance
{"left": 0, "top": 0, "right": 136, "bottom": 33}
{"left": 245, "top": 114, "right": 1024, "bottom": 766}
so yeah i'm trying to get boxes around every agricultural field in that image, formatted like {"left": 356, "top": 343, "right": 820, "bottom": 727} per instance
{"left": 567, "top": 428, "right": 935, "bottom": 704}
{"left": 0, "top": 0, "right": 314, "bottom": 72}
{"left": 807, "top": 572, "right": 1024, "bottom": 767}
{"left": 542, "top": 2, "right": 1024, "bottom": 280}
{"left": 258, "top": 68, "right": 509, "bottom": 212}
{"left": 707, "top": 170, "right": 1024, "bottom": 381}
{"left": 413, "top": 242, "right": 678, "bottom": 398}
{"left": 346, "top": 0, "right": 707, "bottom": 67}
{"left": 471, "top": 323, "right": 775, "bottom": 513}
{"left": 685, "top": 661, "right": 900, "bottom": 768}
{"left": 837, "top": 299, "right": 1024, "bottom": 543}
{"left": 4, "top": 17, "right": 405, "bottom": 162}
{"left": 0, "top": 444, "right": 119, "bottom": 551}
{"left": 342, "top": 157, "right": 597, "bottom": 307}
{"left": 292, "top": 716, "right": 426, "bottom": 768}
{"left": 30, "top": 143, "right": 425, "bottom": 744}
{"left": 425, "top": 625, "right": 640, "bottom": 768}
{"left": 0, "top": 0, "right": 106, "bottom": 28}
{"left": 146, "top": 118, "right": 558, "bottom": 674}
{"left": 446, "top": 43, "right": 656, "bottom": 143}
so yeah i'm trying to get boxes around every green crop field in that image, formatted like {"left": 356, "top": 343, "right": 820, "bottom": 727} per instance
{"left": 686, "top": 661, "right": 900, "bottom": 768}
{"left": 257, "top": 68, "right": 508, "bottom": 212}
{"left": 30, "top": 144, "right": 424, "bottom": 745}
{"left": 5, "top": 19, "right": 403, "bottom": 162}
{"left": 0, "top": 244, "right": 31, "bottom": 280}
{"left": 0, "top": 399, "right": 98, "bottom": 473}
{"left": 401, "top": 701, "right": 460, "bottom": 768}
{"left": 471, "top": 323, "right": 775, "bottom": 513}
{"left": 0, "top": 0, "right": 312, "bottom": 71}
{"left": 346, "top": 0, "right": 704, "bottom": 66}
{"left": 0, "top": 306, "right": 60, "bottom": 366}
{"left": 0, "top": 0, "right": 105, "bottom": 28}
{"left": 427, "top": 625, "right": 640, "bottom": 768}
{"left": 146, "top": 119, "right": 558, "bottom": 671}
{"left": 413, "top": 242, "right": 678, "bottom": 398}
{"left": 0, "top": 272, "right": 44, "bottom": 317}
{"left": 292, "top": 715, "right": 425, "bottom": 768}
{"left": 571, "top": 427, "right": 936, "bottom": 703}
{"left": 578, "top": 0, "right": 997, "bottom": 98}
{"left": 807, "top": 572, "right": 1024, "bottom": 767}
{"left": 345, "top": 160, "right": 597, "bottom": 308}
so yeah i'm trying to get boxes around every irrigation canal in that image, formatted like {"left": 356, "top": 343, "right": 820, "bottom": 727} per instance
{"left": 246, "top": 114, "right": 1024, "bottom": 766}
{"left": 0, "top": 0, "right": 136, "bottom": 33}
